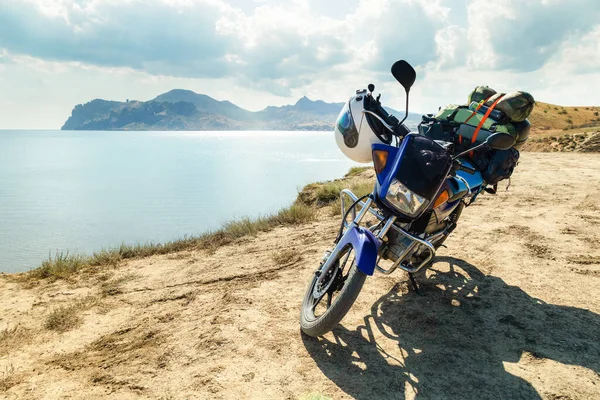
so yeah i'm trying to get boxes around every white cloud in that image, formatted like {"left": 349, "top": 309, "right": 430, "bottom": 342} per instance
{"left": 1, "top": 0, "right": 600, "bottom": 129}
{"left": 435, "top": 25, "right": 469, "bottom": 69}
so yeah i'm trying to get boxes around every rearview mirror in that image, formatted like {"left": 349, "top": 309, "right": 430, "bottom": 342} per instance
{"left": 486, "top": 132, "right": 516, "bottom": 150}
{"left": 391, "top": 60, "right": 416, "bottom": 92}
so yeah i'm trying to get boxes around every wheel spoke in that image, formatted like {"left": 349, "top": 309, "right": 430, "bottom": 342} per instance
{"left": 339, "top": 249, "right": 353, "bottom": 274}
{"left": 311, "top": 293, "right": 323, "bottom": 311}
{"left": 308, "top": 246, "right": 356, "bottom": 318}
{"left": 341, "top": 251, "right": 352, "bottom": 269}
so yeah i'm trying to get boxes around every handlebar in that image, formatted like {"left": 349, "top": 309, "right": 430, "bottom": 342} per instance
{"left": 362, "top": 93, "right": 412, "bottom": 138}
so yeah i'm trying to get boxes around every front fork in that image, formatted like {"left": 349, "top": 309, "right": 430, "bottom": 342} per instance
{"left": 315, "top": 194, "right": 401, "bottom": 292}
{"left": 315, "top": 196, "right": 381, "bottom": 290}
{"left": 315, "top": 191, "right": 438, "bottom": 290}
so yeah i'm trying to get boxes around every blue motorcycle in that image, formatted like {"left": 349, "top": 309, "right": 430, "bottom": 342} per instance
{"left": 300, "top": 60, "right": 516, "bottom": 337}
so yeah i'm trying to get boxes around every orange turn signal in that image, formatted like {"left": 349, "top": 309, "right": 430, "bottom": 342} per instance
{"left": 433, "top": 190, "right": 450, "bottom": 209}
{"left": 372, "top": 150, "right": 389, "bottom": 174}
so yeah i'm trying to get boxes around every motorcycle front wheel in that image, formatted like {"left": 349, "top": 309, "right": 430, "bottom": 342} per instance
{"left": 300, "top": 245, "right": 366, "bottom": 337}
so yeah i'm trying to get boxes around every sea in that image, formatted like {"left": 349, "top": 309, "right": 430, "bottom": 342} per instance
{"left": 0, "top": 130, "right": 360, "bottom": 273}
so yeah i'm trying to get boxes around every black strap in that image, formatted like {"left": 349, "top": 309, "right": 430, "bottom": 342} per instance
{"left": 485, "top": 183, "right": 498, "bottom": 195}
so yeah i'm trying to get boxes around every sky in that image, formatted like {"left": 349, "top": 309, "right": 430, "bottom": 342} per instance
{"left": 1, "top": 0, "right": 599, "bottom": 129}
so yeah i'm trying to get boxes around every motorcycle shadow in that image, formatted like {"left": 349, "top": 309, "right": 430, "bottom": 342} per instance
{"left": 302, "top": 256, "right": 600, "bottom": 400}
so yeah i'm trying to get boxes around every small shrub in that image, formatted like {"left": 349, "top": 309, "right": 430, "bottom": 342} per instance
{"left": 566, "top": 118, "right": 573, "bottom": 124}
{"left": 0, "top": 326, "right": 32, "bottom": 356}
{"left": 543, "top": 109, "right": 548, "bottom": 113}
{"left": 313, "top": 181, "right": 347, "bottom": 204}
{"left": 329, "top": 202, "right": 342, "bottom": 216}
{"left": 351, "top": 181, "right": 374, "bottom": 198}
{"left": 44, "top": 296, "right": 98, "bottom": 332}
{"left": 311, "top": 180, "right": 373, "bottom": 206}
{"left": 595, "top": 111, "right": 599, "bottom": 116}
{"left": 44, "top": 307, "right": 81, "bottom": 332}
{"left": 559, "top": 109, "right": 568, "bottom": 115}
{"left": 574, "top": 107, "right": 579, "bottom": 111}
{"left": 27, "top": 252, "right": 88, "bottom": 282}
{"left": 275, "top": 203, "right": 316, "bottom": 225}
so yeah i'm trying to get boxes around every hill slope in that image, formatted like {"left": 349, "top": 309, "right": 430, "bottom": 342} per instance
{"left": 62, "top": 90, "right": 422, "bottom": 131}
{"left": 530, "top": 102, "right": 600, "bottom": 134}
{"left": 2, "top": 154, "right": 600, "bottom": 399}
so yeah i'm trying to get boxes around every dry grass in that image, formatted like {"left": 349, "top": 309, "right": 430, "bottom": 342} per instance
{"left": 100, "top": 273, "right": 140, "bottom": 297}
{"left": 345, "top": 166, "right": 370, "bottom": 177}
{"left": 298, "top": 179, "right": 373, "bottom": 207}
{"left": 151, "top": 291, "right": 197, "bottom": 305}
{"left": 0, "top": 326, "right": 33, "bottom": 356}
{"left": 51, "top": 327, "right": 164, "bottom": 374}
{"left": 17, "top": 166, "right": 369, "bottom": 285}
{"left": 271, "top": 247, "right": 303, "bottom": 266}
{"left": 44, "top": 295, "right": 98, "bottom": 332}
{"left": 0, "top": 365, "right": 20, "bottom": 393}
{"left": 20, "top": 203, "right": 317, "bottom": 284}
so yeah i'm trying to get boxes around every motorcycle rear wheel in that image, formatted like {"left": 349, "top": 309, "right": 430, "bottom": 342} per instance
{"left": 300, "top": 245, "right": 366, "bottom": 337}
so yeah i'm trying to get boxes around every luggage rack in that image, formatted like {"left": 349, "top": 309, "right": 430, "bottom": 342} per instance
{"left": 340, "top": 189, "right": 437, "bottom": 274}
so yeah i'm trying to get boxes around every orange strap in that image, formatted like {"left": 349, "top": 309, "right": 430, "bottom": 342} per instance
{"left": 464, "top": 102, "right": 485, "bottom": 125}
{"left": 459, "top": 101, "right": 487, "bottom": 145}
{"left": 471, "top": 95, "right": 504, "bottom": 144}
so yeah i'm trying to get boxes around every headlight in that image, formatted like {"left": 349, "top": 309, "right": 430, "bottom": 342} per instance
{"left": 385, "top": 179, "right": 429, "bottom": 217}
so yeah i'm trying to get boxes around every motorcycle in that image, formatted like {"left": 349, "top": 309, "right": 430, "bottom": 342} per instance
{"left": 299, "top": 60, "right": 516, "bottom": 337}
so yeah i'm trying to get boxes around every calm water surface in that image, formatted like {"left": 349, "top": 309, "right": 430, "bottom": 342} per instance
{"left": 0, "top": 131, "right": 359, "bottom": 272}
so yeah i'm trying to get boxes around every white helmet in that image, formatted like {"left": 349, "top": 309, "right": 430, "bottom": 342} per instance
{"left": 334, "top": 89, "right": 394, "bottom": 163}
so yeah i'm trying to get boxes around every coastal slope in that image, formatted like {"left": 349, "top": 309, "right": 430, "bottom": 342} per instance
{"left": 1, "top": 153, "right": 600, "bottom": 399}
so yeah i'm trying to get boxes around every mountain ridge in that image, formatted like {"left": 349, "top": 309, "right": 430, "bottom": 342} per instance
{"left": 61, "top": 90, "right": 422, "bottom": 131}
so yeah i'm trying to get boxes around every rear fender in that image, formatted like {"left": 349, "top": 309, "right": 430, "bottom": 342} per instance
{"left": 338, "top": 226, "right": 380, "bottom": 276}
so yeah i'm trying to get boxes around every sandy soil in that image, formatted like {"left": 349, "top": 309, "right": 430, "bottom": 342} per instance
{"left": 1, "top": 152, "right": 599, "bottom": 400}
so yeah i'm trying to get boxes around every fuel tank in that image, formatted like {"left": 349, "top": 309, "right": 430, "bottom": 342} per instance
{"left": 412, "top": 160, "right": 484, "bottom": 234}
{"left": 434, "top": 159, "right": 484, "bottom": 221}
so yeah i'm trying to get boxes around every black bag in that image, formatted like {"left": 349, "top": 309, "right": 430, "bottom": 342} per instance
{"left": 418, "top": 115, "right": 458, "bottom": 142}
{"left": 471, "top": 147, "right": 520, "bottom": 185}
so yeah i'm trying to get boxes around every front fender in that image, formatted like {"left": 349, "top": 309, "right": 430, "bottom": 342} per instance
{"left": 338, "top": 226, "right": 380, "bottom": 276}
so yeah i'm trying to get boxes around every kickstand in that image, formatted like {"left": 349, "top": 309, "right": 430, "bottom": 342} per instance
{"left": 408, "top": 273, "right": 424, "bottom": 296}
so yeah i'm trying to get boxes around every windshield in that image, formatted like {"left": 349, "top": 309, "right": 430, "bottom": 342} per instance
{"left": 395, "top": 134, "right": 452, "bottom": 200}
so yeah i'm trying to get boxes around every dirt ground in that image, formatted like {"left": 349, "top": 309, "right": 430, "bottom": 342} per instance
{"left": 1, "top": 152, "right": 599, "bottom": 399}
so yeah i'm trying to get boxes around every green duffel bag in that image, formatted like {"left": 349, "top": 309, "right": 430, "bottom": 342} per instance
{"left": 468, "top": 86, "right": 497, "bottom": 104}
{"left": 485, "top": 91, "right": 535, "bottom": 122}
{"left": 435, "top": 104, "right": 517, "bottom": 148}
{"left": 455, "top": 121, "right": 516, "bottom": 147}
{"left": 512, "top": 119, "right": 530, "bottom": 151}
{"left": 435, "top": 104, "right": 463, "bottom": 121}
